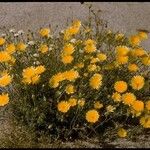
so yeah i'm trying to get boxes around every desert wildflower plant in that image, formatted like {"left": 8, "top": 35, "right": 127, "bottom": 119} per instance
{"left": 0, "top": 6, "right": 150, "bottom": 142}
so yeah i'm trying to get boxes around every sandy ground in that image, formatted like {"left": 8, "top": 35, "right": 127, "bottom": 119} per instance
{"left": 0, "top": 2, "right": 150, "bottom": 148}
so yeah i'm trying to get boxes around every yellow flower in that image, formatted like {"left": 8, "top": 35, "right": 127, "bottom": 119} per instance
{"left": 64, "top": 70, "right": 79, "bottom": 81}
{"left": 61, "top": 55, "right": 73, "bottom": 64}
{"left": 114, "top": 81, "right": 128, "bottom": 93}
{"left": 97, "top": 53, "right": 107, "bottom": 62}
{"left": 49, "top": 72, "right": 65, "bottom": 88}
{"left": 116, "top": 56, "right": 128, "bottom": 65}
{"left": 106, "top": 105, "right": 116, "bottom": 113}
{"left": 140, "top": 115, "right": 150, "bottom": 128}
{"left": 132, "top": 48, "right": 146, "bottom": 57}
{"left": 84, "top": 44, "right": 96, "bottom": 53}
{"left": 0, "top": 51, "right": 11, "bottom": 62}
{"left": 0, "top": 73, "right": 12, "bottom": 87}
{"left": 88, "top": 64, "right": 97, "bottom": 72}
{"left": 117, "top": 128, "right": 127, "bottom": 138}
{"left": 115, "top": 46, "right": 129, "bottom": 56}
{"left": 68, "top": 98, "right": 77, "bottom": 107}
{"left": 16, "top": 42, "right": 27, "bottom": 51}
{"left": 89, "top": 73, "right": 102, "bottom": 90}
{"left": 112, "top": 92, "right": 121, "bottom": 102}
{"left": 65, "top": 84, "right": 75, "bottom": 94}
{"left": 72, "top": 20, "right": 81, "bottom": 28}
{"left": 38, "top": 44, "right": 49, "bottom": 53}
{"left": 146, "top": 100, "right": 150, "bottom": 111}
{"left": 22, "top": 66, "right": 45, "bottom": 85}
{"left": 90, "top": 57, "right": 100, "bottom": 64}
{"left": 78, "top": 98, "right": 85, "bottom": 107}
{"left": 57, "top": 101, "right": 70, "bottom": 113}
{"left": 131, "top": 75, "right": 145, "bottom": 90}
{"left": 75, "top": 63, "right": 84, "bottom": 68}
{"left": 84, "top": 39, "right": 96, "bottom": 45}
{"left": 94, "top": 101, "right": 103, "bottom": 109}
{"left": 122, "top": 93, "right": 136, "bottom": 105}
{"left": 63, "top": 43, "right": 74, "bottom": 55}
{"left": 5, "top": 43, "right": 16, "bottom": 54}
{"left": 138, "top": 31, "right": 148, "bottom": 40}
{"left": 31, "top": 75, "right": 40, "bottom": 84}
{"left": 39, "top": 28, "right": 50, "bottom": 37}
{"left": 142, "top": 56, "right": 150, "bottom": 66}
{"left": 35, "top": 65, "right": 46, "bottom": 74}
{"left": 128, "top": 64, "right": 139, "bottom": 72}
{"left": 86, "top": 109, "right": 99, "bottom": 123}
{"left": 132, "top": 100, "right": 144, "bottom": 112}
{"left": 84, "top": 39, "right": 96, "bottom": 53}
{"left": 0, "top": 37, "right": 5, "bottom": 46}
{"left": 129, "top": 35, "right": 141, "bottom": 46}
{"left": 115, "top": 33, "right": 124, "bottom": 40}
{"left": 0, "top": 93, "right": 9, "bottom": 106}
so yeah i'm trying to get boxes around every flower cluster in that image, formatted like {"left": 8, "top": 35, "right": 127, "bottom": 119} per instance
{"left": 0, "top": 16, "right": 150, "bottom": 140}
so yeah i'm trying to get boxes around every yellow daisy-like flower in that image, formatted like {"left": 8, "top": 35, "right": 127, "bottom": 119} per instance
{"left": 146, "top": 100, "right": 150, "bottom": 111}
{"left": 35, "top": 65, "right": 46, "bottom": 74}
{"left": 115, "top": 33, "right": 124, "bottom": 40}
{"left": 0, "top": 37, "right": 5, "bottom": 46}
{"left": 49, "top": 72, "right": 65, "bottom": 88}
{"left": 65, "top": 84, "right": 75, "bottom": 94}
{"left": 0, "top": 51, "right": 11, "bottom": 63}
{"left": 22, "top": 65, "right": 45, "bottom": 85}
{"left": 116, "top": 56, "right": 128, "bottom": 65}
{"left": 115, "top": 46, "right": 129, "bottom": 56}
{"left": 16, "top": 42, "right": 27, "bottom": 51}
{"left": 128, "top": 64, "right": 139, "bottom": 72}
{"left": 88, "top": 64, "right": 97, "bottom": 72}
{"left": 39, "top": 28, "right": 50, "bottom": 37}
{"left": 57, "top": 101, "right": 70, "bottom": 113}
{"left": 106, "top": 105, "right": 116, "bottom": 113}
{"left": 114, "top": 81, "right": 128, "bottom": 93}
{"left": 122, "top": 92, "right": 136, "bottom": 105}
{"left": 94, "top": 101, "right": 103, "bottom": 109}
{"left": 97, "top": 53, "right": 107, "bottom": 62}
{"left": 0, "top": 93, "right": 9, "bottom": 106}
{"left": 0, "top": 73, "right": 12, "bottom": 87}
{"left": 5, "top": 43, "right": 16, "bottom": 54}
{"left": 64, "top": 70, "right": 79, "bottom": 81}
{"left": 61, "top": 55, "right": 73, "bottom": 64}
{"left": 38, "top": 44, "right": 49, "bottom": 53}
{"left": 142, "top": 56, "right": 150, "bottom": 66}
{"left": 112, "top": 92, "right": 121, "bottom": 102}
{"left": 31, "top": 75, "right": 40, "bottom": 84}
{"left": 129, "top": 35, "right": 141, "bottom": 46}
{"left": 78, "top": 98, "right": 85, "bottom": 107}
{"left": 117, "top": 128, "right": 127, "bottom": 138}
{"left": 72, "top": 20, "right": 81, "bottom": 28}
{"left": 89, "top": 73, "right": 102, "bottom": 90}
{"left": 131, "top": 75, "right": 145, "bottom": 90}
{"left": 140, "top": 115, "right": 150, "bottom": 128}
{"left": 84, "top": 39, "right": 96, "bottom": 45}
{"left": 75, "top": 63, "right": 84, "bottom": 69}
{"left": 84, "top": 44, "right": 96, "bottom": 53}
{"left": 84, "top": 39, "right": 96, "bottom": 53}
{"left": 90, "top": 57, "right": 100, "bottom": 64}
{"left": 138, "top": 31, "right": 148, "bottom": 40}
{"left": 62, "top": 43, "right": 74, "bottom": 55}
{"left": 68, "top": 98, "right": 77, "bottom": 107}
{"left": 132, "top": 100, "right": 144, "bottom": 112}
{"left": 132, "top": 48, "right": 146, "bottom": 57}
{"left": 86, "top": 109, "right": 99, "bottom": 123}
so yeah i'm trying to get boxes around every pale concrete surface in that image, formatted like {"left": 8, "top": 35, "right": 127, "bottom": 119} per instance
{"left": 0, "top": 2, "right": 149, "bottom": 45}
